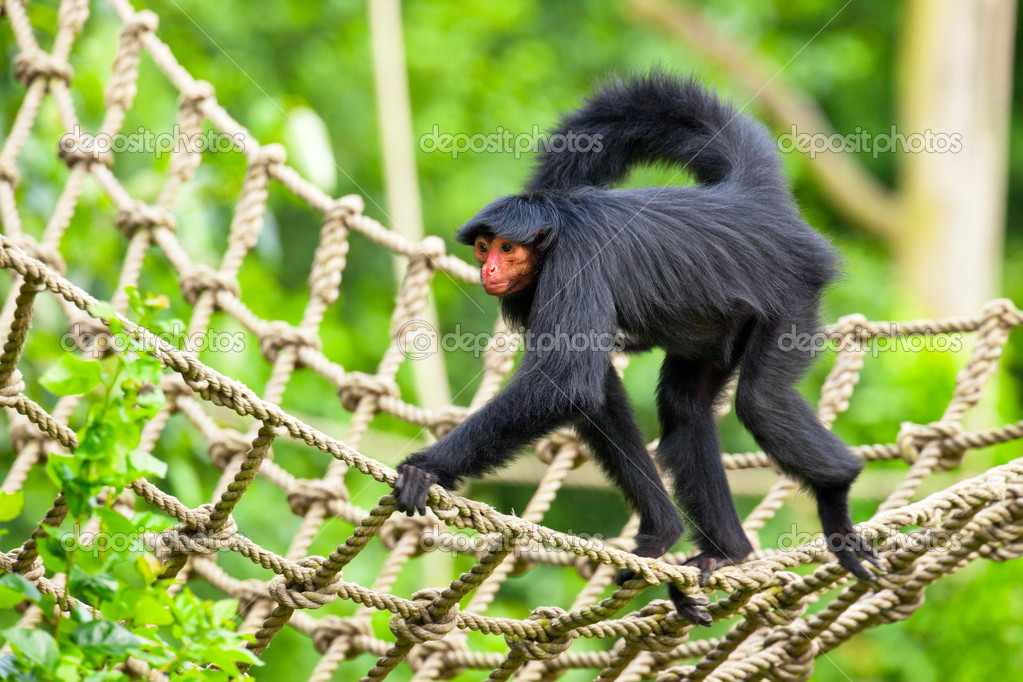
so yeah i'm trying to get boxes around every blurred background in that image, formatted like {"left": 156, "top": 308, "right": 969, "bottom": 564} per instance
{"left": 1, "top": 0, "right": 1022, "bottom": 679}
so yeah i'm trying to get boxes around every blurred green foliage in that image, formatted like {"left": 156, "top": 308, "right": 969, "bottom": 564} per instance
{"left": 0, "top": 0, "right": 1021, "bottom": 679}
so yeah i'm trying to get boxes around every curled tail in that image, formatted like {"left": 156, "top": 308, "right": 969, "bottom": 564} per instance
{"left": 527, "top": 73, "right": 784, "bottom": 195}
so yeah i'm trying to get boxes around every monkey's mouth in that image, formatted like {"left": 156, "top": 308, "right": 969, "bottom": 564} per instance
{"left": 483, "top": 280, "right": 512, "bottom": 295}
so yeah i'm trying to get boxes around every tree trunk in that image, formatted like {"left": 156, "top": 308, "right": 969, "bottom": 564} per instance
{"left": 896, "top": 0, "right": 1016, "bottom": 315}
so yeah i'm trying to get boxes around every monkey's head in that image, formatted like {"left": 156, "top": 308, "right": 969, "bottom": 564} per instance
{"left": 456, "top": 195, "right": 559, "bottom": 298}
{"left": 471, "top": 234, "right": 537, "bottom": 297}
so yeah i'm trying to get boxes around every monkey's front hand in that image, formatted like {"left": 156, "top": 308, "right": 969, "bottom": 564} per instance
{"left": 392, "top": 463, "right": 437, "bottom": 516}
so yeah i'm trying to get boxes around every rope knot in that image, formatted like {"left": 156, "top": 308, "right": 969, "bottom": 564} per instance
{"left": 832, "top": 312, "right": 869, "bottom": 352}
{"left": 11, "top": 235, "right": 66, "bottom": 275}
{"left": 0, "top": 161, "right": 21, "bottom": 189}
{"left": 504, "top": 607, "right": 571, "bottom": 660}
{"left": 116, "top": 201, "right": 176, "bottom": 237}
{"left": 208, "top": 429, "right": 252, "bottom": 470}
{"left": 252, "top": 143, "right": 286, "bottom": 169}
{"left": 897, "top": 420, "right": 967, "bottom": 469}
{"left": 13, "top": 50, "right": 74, "bottom": 87}
{"left": 266, "top": 556, "right": 341, "bottom": 610}
{"left": 162, "top": 504, "right": 237, "bottom": 556}
{"left": 764, "top": 623, "right": 816, "bottom": 680}
{"left": 7, "top": 549, "right": 45, "bottom": 582}
{"left": 326, "top": 195, "right": 364, "bottom": 222}
{"left": 416, "top": 236, "right": 446, "bottom": 262}
{"left": 57, "top": 133, "right": 114, "bottom": 168}
{"left": 429, "top": 405, "right": 467, "bottom": 439}
{"left": 388, "top": 588, "right": 458, "bottom": 644}
{"left": 67, "top": 316, "right": 116, "bottom": 357}
{"left": 179, "top": 79, "right": 215, "bottom": 109}
{"left": 620, "top": 601, "right": 691, "bottom": 652}
{"left": 259, "top": 321, "right": 321, "bottom": 363}
{"left": 981, "top": 297, "right": 1022, "bottom": 326}
{"left": 379, "top": 515, "right": 433, "bottom": 554}
{"left": 337, "top": 371, "right": 400, "bottom": 411}
{"left": 536, "top": 429, "right": 587, "bottom": 468}
{"left": 179, "top": 264, "right": 240, "bottom": 306}
{"left": 311, "top": 615, "right": 372, "bottom": 656}
{"left": 0, "top": 369, "right": 26, "bottom": 407}
{"left": 122, "top": 10, "right": 159, "bottom": 37}
{"left": 287, "top": 478, "right": 346, "bottom": 516}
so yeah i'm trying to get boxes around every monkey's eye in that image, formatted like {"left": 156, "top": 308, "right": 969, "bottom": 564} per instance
{"left": 477, "top": 243, "right": 488, "bottom": 253}
{"left": 501, "top": 244, "right": 513, "bottom": 253}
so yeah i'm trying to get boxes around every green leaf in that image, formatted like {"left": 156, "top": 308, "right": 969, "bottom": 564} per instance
{"left": 210, "top": 599, "right": 239, "bottom": 627}
{"left": 131, "top": 594, "right": 173, "bottom": 627}
{"left": 0, "top": 575, "right": 41, "bottom": 608}
{"left": 2, "top": 628, "right": 58, "bottom": 670}
{"left": 56, "top": 662, "right": 82, "bottom": 682}
{"left": 40, "top": 356, "right": 103, "bottom": 396}
{"left": 69, "top": 620, "right": 150, "bottom": 658}
{"left": 69, "top": 568, "right": 118, "bottom": 604}
{"left": 0, "top": 491, "right": 24, "bottom": 521}
{"left": 127, "top": 450, "right": 167, "bottom": 479}
{"left": 86, "top": 302, "right": 116, "bottom": 322}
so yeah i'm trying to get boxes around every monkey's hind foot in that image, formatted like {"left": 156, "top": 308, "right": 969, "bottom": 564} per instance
{"left": 613, "top": 569, "right": 712, "bottom": 627}
{"left": 392, "top": 464, "right": 436, "bottom": 516}
{"left": 668, "top": 585, "right": 713, "bottom": 627}
{"left": 825, "top": 525, "right": 884, "bottom": 581}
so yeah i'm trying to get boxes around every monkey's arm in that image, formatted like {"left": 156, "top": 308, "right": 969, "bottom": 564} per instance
{"left": 393, "top": 348, "right": 609, "bottom": 515}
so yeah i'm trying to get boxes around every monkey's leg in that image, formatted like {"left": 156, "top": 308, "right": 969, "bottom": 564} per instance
{"left": 575, "top": 366, "right": 685, "bottom": 563}
{"left": 637, "top": 355, "right": 749, "bottom": 626}
{"left": 735, "top": 315, "right": 881, "bottom": 580}
{"left": 656, "top": 355, "right": 753, "bottom": 582}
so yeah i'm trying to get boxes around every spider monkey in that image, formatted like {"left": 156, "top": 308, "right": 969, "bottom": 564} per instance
{"left": 391, "top": 73, "right": 880, "bottom": 624}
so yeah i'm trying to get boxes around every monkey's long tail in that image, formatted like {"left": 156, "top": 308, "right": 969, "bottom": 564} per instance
{"left": 527, "top": 72, "right": 783, "bottom": 196}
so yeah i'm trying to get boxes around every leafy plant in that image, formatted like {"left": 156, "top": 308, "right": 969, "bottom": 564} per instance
{"left": 1, "top": 290, "right": 260, "bottom": 680}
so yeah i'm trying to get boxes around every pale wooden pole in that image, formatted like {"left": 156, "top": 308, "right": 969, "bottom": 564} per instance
{"left": 368, "top": 0, "right": 451, "bottom": 407}
{"left": 897, "top": 0, "right": 1016, "bottom": 315}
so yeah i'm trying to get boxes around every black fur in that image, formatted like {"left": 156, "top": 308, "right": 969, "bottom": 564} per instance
{"left": 394, "top": 74, "right": 879, "bottom": 623}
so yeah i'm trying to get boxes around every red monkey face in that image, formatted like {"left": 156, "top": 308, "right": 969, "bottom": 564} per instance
{"left": 473, "top": 235, "right": 537, "bottom": 297}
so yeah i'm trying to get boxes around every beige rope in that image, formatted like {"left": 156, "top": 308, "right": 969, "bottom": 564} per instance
{"left": 2, "top": 3, "right": 1023, "bottom": 680}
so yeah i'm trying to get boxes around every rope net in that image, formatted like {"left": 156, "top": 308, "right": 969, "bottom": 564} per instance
{"left": 1, "top": 1, "right": 1023, "bottom": 680}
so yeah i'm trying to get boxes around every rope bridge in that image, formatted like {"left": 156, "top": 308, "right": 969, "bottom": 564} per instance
{"left": 2, "top": 1, "right": 1023, "bottom": 679}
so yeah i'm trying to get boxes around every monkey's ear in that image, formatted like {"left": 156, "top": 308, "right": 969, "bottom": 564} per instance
{"left": 533, "top": 228, "right": 554, "bottom": 252}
